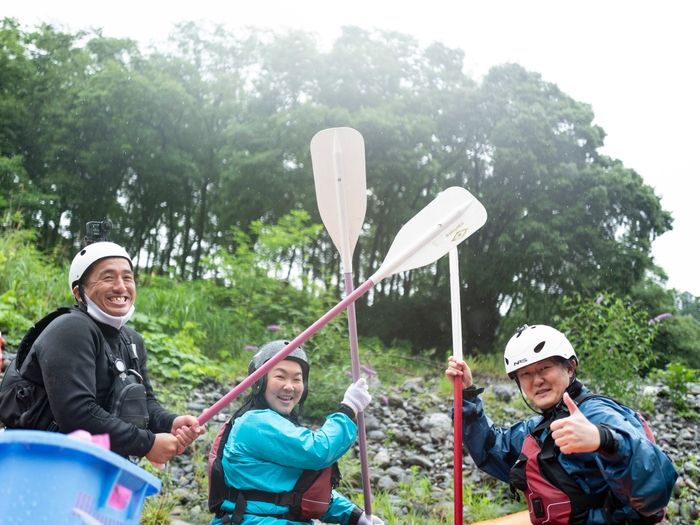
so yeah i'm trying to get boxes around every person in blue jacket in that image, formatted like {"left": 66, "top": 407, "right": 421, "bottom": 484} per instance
{"left": 446, "top": 324, "right": 677, "bottom": 525}
{"left": 212, "top": 340, "right": 384, "bottom": 525}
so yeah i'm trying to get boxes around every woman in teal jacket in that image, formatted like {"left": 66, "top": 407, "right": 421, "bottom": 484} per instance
{"left": 212, "top": 340, "right": 384, "bottom": 525}
{"left": 446, "top": 325, "right": 677, "bottom": 525}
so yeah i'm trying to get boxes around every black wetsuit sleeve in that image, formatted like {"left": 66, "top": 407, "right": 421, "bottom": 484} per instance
{"left": 33, "top": 311, "right": 174, "bottom": 457}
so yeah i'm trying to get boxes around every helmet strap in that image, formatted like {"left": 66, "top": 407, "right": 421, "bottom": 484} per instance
{"left": 514, "top": 378, "right": 544, "bottom": 416}
{"left": 76, "top": 284, "right": 88, "bottom": 313}
{"left": 568, "top": 358, "right": 578, "bottom": 384}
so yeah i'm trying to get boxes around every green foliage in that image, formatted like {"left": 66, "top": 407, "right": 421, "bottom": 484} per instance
{"left": 139, "top": 489, "right": 178, "bottom": 525}
{"left": 0, "top": 20, "right": 673, "bottom": 359}
{"left": 138, "top": 464, "right": 181, "bottom": 525}
{"left": 650, "top": 363, "right": 699, "bottom": 419}
{"left": 557, "top": 293, "right": 659, "bottom": 408}
{"left": 0, "top": 229, "right": 72, "bottom": 345}
{"left": 302, "top": 363, "right": 351, "bottom": 422}
{"left": 137, "top": 210, "right": 338, "bottom": 366}
{"left": 630, "top": 277, "right": 700, "bottom": 368}
{"left": 462, "top": 483, "right": 526, "bottom": 523}
{"left": 652, "top": 314, "right": 700, "bottom": 370}
{"left": 678, "top": 292, "right": 700, "bottom": 322}
{"left": 134, "top": 316, "right": 230, "bottom": 387}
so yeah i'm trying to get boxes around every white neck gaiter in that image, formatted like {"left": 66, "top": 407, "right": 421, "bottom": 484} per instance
{"left": 84, "top": 294, "right": 135, "bottom": 330}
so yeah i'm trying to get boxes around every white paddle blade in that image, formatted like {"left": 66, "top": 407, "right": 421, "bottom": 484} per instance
{"left": 310, "top": 127, "right": 367, "bottom": 270}
{"left": 371, "top": 186, "right": 487, "bottom": 282}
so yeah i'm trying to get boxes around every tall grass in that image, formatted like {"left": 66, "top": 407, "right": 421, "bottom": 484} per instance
{"left": 0, "top": 229, "right": 72, "bottom": 345}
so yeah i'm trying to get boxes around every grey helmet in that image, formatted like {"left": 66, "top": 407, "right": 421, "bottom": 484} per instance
{"left": 249, "top": 340, "right": 309, "bottom": 405}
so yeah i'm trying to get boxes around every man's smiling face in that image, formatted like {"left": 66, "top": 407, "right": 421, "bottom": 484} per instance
{"left": 79, "top": 257, "right": 135, "bottom": 317}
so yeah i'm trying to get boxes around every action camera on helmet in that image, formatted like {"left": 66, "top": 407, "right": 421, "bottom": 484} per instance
{"left": 85, "top": 220, "right": 113, "bottom": 245}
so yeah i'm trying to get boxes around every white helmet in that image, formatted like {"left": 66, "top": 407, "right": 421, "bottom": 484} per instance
{"left": 503, "top": 324, "right": 577, "bottom": 379}
{"left": 68, "top": 242, "right": 133, "bottom": 291}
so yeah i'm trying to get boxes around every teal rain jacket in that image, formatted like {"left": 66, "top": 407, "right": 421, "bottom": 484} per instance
{"left": 459, "top": 387, "right": 677, "bottom": 525}
{"left": 212, "top": 408, "right": 359, "bottom": 525}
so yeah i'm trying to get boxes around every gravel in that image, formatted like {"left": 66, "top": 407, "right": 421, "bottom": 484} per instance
{"left": 165, "top": 375, "right": 700, "bottom": 525}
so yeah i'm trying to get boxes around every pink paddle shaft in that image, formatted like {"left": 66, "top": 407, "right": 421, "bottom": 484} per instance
{"left": 198, "top": 279, "right": 375, "bottom": 425}
{"left": 345, "top": 273, "right": 373, "bottom": 517}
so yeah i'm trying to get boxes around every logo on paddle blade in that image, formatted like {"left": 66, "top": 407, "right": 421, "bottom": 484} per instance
{"left": 444, "top": 221, "right": 465, "bottom": 239}
{"left": 450, "top": 228, "right": 470, "bottom": 242}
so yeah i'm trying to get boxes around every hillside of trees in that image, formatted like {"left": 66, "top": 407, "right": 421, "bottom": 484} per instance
{"left": 2, "top": 17, "right": 700, "bottom": 366}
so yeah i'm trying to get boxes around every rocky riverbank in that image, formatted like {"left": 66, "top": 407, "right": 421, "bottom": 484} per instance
{"left": 165, "top": 375, "right": 700, "bottom": 525}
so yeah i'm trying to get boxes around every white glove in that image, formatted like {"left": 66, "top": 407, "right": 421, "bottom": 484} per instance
{"left": 342, "top": 378, "right": 371, "bottom": 415}
{"left": 358, "top": 512, "right": 385, "bottom": 525}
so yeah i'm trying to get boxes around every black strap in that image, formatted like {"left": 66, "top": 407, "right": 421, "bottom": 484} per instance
{"left": 462, "top": 385, "right": 485, "bottom": 401}
{"left": 570, "top": 491, "right": 609, "bottom": 512}
{"left": 229, "top": 492, "right": 247, "bottom": 524}
{"left": 119, "top": 331, "right": 141, "bottom": 372}
{"left": 216, "top": 466, "right": 330, "bottom": 521}
{"left": 15, "top": 307, "right": 72, "bottom": 368}
{"left": 217, "top": 486, "right": 303, "bottom": 517}
{"left": 220, "top": 489, "right": 299, "bottom": 523}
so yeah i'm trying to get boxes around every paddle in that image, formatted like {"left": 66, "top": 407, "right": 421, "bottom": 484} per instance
{"left": 310, "top": 127, "right": 374, "bottom": 517}
{"left": 450, "top": 247, "right": 464, "bottom": 525}
{"left": 197, "top": 186, "right": 488, "bottom": 425}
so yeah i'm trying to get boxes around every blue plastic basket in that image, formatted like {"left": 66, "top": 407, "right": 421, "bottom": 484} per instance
{"left": 0, "top": 430, "right": 161, "bottom": 525}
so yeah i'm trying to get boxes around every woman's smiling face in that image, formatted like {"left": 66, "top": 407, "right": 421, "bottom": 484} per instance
{"left": 264, "top": 359, "right": 304, "bottom": 415}
{"left": 516, "top": 358, "right": 574, "bottom": 410}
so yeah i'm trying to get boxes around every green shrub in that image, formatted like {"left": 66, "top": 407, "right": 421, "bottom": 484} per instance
{"left": 650, "top": 362, "right": 699, "bottom": 419}
{"left": 0, "top": 229, "right": 71, "bottom": 345}
{"left": 557, "top": 293, "right": 660, "bottom": 408}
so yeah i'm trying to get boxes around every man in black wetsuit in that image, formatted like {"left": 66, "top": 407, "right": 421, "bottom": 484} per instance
{"left": 9, "top": 241, "right": 205, "bottom": 464}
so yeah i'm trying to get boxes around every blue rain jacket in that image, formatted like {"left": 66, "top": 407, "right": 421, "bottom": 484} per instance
{"left": 212, "top": 408, "right": 359, "bottom": 525}
{"left": 460, "top": 388, "right": 677, "bottom": 525}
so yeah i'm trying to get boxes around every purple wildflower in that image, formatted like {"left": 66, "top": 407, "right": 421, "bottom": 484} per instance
{"left": 595, "top": 295, "right": 604, "bottom": 305}
{"left": 608, "top": 347, "right": 614, "bottom": 355}
{"left": 245, "top": 345, "right": 258, "bottom": 351}
{"left": 267, "top": 325, "right": 282, "bottom": 331}
{"left": 360, "top": 365, "right": 377, "bottom": 376}
{"left": 391, "top": 386, "right": 400, "bottom": 393}
{"left": 345, "top": 371, "right": 353, "bottom": 378}
{"left": 653, "top": 313, "right": 674, "bottom": 323}
{"left": 381, "top": 395, "right": 389, "bottom": 406}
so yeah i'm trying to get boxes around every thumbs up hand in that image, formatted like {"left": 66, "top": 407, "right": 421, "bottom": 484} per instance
{"left": 550, "top": 392, "right": 601, "bottom": 454}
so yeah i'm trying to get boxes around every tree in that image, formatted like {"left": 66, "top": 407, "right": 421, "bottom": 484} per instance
{"left": 0, "top": 19, "right": 67, "bottom": 235}
{"left": 630, "top": 277, "right": 700, "bottom": 368}
{"left": 426, "top": 64, "right": 671, "bottom": 353}
{"left": 0, "top": 22, "right": 673, "bottom": 358}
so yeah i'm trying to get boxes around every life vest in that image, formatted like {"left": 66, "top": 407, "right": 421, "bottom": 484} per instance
{"left": 208, "top": 415, "right": 341, "bottom": 524}
{"left": 509, "top": 393, "right": 664, "bottom": 525}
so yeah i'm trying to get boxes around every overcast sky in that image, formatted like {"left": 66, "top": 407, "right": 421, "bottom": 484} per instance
{"left": 5, "top": 0, "right": 699, "bottom": 296}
